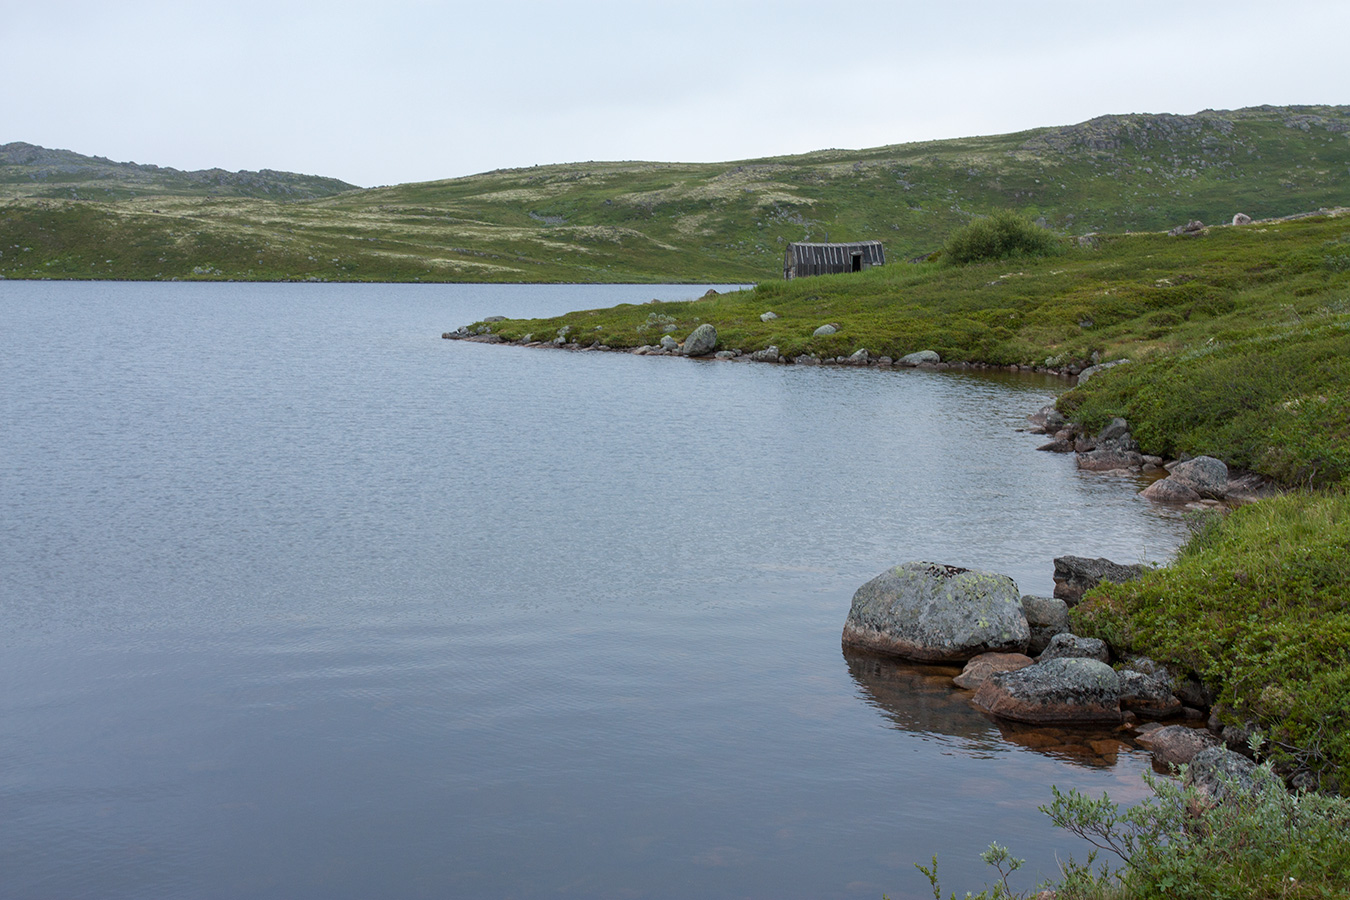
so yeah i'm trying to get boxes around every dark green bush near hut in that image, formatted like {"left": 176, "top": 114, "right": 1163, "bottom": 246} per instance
{"left": 942, "top": 210, "right": 1060, "bottom": 266}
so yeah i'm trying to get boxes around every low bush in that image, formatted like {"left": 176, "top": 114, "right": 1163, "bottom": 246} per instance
{"left": 1072, "top": 490, "right": 1350, "bottom": 791}
{"left": 942, "top": 210, "right": 1060, "bottom": 266}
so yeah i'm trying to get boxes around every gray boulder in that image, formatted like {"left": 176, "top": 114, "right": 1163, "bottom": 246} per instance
{"left": 1186, "top": 746, "right": 1279, "bottom": 806}
{"left": 659, "top": 335, "right": 680, "bottom": 351}
{"left": 898, "top": 350, "right": 941, "bottom": 367}
{"left": 1135, "top": 724, "right": 1218, "bottom": 766}
{"left": 1119, "top": 670, "right": 1182, "bottom": 717}
{"left": 1168, "top": 456, "right": 1229, "bottom": 499}
{"left": 749, "top": 345, "right": 781, "bottom": 363}
{"left": 682, "top": 323, "right": 718, "bottom": 357}
{"left": 813, "top": 324, "right": 838, "bottom": 337}
{"left": 1039, "top": 632, "right": 1110, "bottom": 664}
{"left": 1232, "top": 213, "right": 1253, "bottom": 226}
{"left": 953, "top": 652, "right": 1034, "bottom": 690}
{"left": 1140, "top": 477, "right": 1202, "bottom": 504}
{"left": 1020, "top": 595, "right": 1070, "bottom": 655}
{"left": 842, "top": 562, "right": 1030, "bottom": 663}
{"left": 1076, "top": 449, "right": 1144, "bottom": 472}
{"left": 846, "top": 348, "right": 870, "bottom": 366}
{"left": 1053, "top": 555, "right": 1146, "bottom": 605}
{"left": 1027, "top": 405, "right": 1066, "bottom": 434}
{"left": 759, "top": 311, "right": 778, "bottom": 322}
{"left": 973, "top": 657, "right": 1122, "bottom": 725}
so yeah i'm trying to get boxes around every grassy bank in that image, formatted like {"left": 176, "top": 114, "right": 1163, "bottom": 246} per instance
{"left": 477, "top": 209, "right": 1350, "bottom": 373}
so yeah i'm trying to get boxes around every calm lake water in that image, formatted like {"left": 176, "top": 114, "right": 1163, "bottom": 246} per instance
{"left": 1, "top": 281, "right": 1190, "bottom": 900}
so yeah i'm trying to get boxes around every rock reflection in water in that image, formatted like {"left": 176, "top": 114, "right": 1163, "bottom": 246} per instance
{"left": 845, "top": 647, "right": 1135, "bottom": 768}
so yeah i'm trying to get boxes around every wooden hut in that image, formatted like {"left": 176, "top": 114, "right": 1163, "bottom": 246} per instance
{"left": 783, "top": 240, "right": 885, "bottom": 279}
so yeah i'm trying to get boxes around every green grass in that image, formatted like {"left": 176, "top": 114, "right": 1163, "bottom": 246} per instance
{"left": 480, "top": 210, "right": 1350, "bottom": 377}
{"left": 1073, "top": 491, "right": 1350, "bottom": 791}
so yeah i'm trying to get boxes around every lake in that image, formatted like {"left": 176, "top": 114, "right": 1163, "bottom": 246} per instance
{"left": 0, "top": 281, "right": 1190, "bottom": 899}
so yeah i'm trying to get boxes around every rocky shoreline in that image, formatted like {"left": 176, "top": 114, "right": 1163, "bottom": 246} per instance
{"left": 443, "top": 319, "right": 1109, "bottom": 378}
{"left": 842, "top": 557, "right": 1280, "bottom": 795}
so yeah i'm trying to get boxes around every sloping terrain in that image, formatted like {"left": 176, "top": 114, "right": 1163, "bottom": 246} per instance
{"left": 2, "top": 105, "right": 1348, "bottom": 282}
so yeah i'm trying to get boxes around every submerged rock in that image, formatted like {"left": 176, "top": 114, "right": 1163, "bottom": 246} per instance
{"left": 952, "top": 652, "right": 1034, "bottom": 690}
{"left": 973, "top": 657, "right": 1122, "bottom": 725}
{"left": 842, "top": 562, "right": 1029, "bottom": 663}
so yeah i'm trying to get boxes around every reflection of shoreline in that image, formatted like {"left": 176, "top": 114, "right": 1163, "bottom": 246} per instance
{"left": 844, "top": 646, "right": 1138, "bottom": 769}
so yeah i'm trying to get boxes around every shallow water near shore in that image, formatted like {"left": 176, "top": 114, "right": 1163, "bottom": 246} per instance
{"left": 1, "top": 281, "right": 1191, "bottom": 900}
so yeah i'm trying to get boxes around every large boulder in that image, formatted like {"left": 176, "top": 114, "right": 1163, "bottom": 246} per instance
{"left": 1053, "top": 555, "right": 1146, "bottom": 605}
{"left": 1020, "top": 595, "right": 1070, "bottom": 655}
{"left": 952, "top": 652, "right": 1034, "bottom": 690}
{"left": 681, "top": 323, "right": 718, "bottom": 357}
{"left": 842, "top": 562, "right": 1030, "bottom": 663}
{"left": 1186, "top": 746, "right": 1279, "bottom": 806}
{"left": 813, "top": 323, "right": 839, "bottom": 337}
{"left": 1076, "top": 449, "right": 1143, "bottom": 472}
{"left": 1140, "top": 478, "right": 1202, "bottom": 504}
{"left": 898, "top": 350, "right": 941, "bottom": 367}
{"left": 973, "top": 658, "right": 1122, "bottom": 725}
{"left": 1167, "top": 456, "right": 1229, "bottom": 499}
{"left": 749, "top": 345, "right": 781, "bottom": 363}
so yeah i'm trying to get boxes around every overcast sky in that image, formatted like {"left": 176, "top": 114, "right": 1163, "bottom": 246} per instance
{"left": 5, "top": 0, "right": 1347, "bottom": 187}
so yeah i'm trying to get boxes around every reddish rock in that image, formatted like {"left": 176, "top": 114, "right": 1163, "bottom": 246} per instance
{"left": 973, "top": 658, "right": 1122, "bottom": 725}
{"left": 1135, "top": 724, "right": 1218, "bottom": 767}
{"left": 952, "top": 652, "right": 1034, "bottom": 690}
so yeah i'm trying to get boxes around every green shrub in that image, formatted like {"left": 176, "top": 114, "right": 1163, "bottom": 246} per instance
{"left": 942, "top": 210, "right": 1060, "bottom": 266}
{"left": 1044, "top": 770, "right": 1350, "bottom": 900}
{"left": 1072, "top": 490, "right": 1350, "bottom": 791}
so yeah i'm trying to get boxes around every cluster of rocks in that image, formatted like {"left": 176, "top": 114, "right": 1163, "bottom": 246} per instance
{"left": 841, "top": 558, "right": 1264, "bottom": 780}
{"left": 1027, "top": 408, "right": 1275, "bottom": 506}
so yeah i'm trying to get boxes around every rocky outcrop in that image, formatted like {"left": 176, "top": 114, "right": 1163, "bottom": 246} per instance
{"left": 1076, "top": 359, "right": 1129, "bottom": 385}
{"left": 1136, "top": 724, "right": 1218, "bottom": 766}
{"left": 1020, "top": 595, "right": 1069, "bottom": 655}
{"left": 1074, "top": 417, "right": 1143, "bottom": 472}
{"left": 952, "top": 652, "right": 1034, "bottom": 690}
{"left": 1052, "top": 555, "right": 1146, "bottom": 605}
{"left": 973, "top": 658, "right": 1122, "bottom": 725}
{"left": 1038, "top": 633, "right": 1110, "bottom": 664}
{"left": 842, "top": 562, "right": 1029, "bottom": 663}
{"left": 1169, "top": 219, "right": 1206, "bottom": 237}
{"left": 682, "top": 323, "right": 718, "bottom": 357}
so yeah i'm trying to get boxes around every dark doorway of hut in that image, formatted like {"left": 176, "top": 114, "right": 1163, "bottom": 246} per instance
{"left": 851, "top": 252, "right": 863, "bottom": 273}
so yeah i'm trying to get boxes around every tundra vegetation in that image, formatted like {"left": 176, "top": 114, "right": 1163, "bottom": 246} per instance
{"left": 3, "top": 105, "right": 1350, "bottom": 283}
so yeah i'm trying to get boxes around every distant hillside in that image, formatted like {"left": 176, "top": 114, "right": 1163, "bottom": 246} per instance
{"left": 0, "top": 142, "right": 359, "bottom": 201}
{"left": 1, "top": 105, "right": 1348, "bottom": 282}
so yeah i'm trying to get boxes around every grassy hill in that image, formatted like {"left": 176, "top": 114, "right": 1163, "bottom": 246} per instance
{"left": 2, "top": 105, "right": 1348, "bottom": 282}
